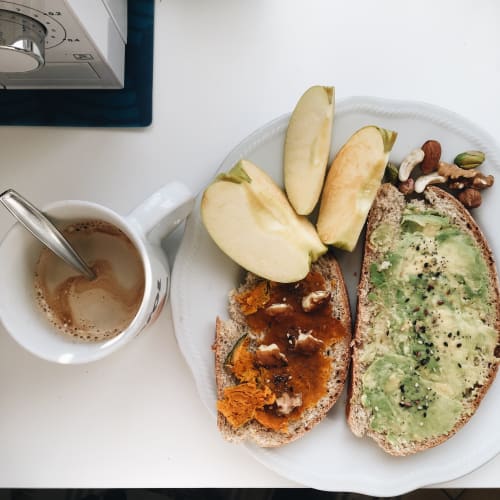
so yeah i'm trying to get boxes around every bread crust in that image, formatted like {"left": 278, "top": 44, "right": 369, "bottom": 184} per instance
{"left": 214, "top": 252, "right": 352, "bottom": 447}
{"left": 347, "top": 183, "right": 500, "bottom": 456}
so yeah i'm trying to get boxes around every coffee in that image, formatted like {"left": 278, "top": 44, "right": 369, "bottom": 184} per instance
{"left": 34, "top": 220, "right": 145, "bottom": 342}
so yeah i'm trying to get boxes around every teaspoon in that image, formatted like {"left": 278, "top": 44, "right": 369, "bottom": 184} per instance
{"left": 0, "top": 189, "right": 96, "bottom": 280}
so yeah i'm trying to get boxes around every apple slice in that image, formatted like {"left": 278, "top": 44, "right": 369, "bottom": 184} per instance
{"left": 284, "top": 86, "right": 335, "bottom": 215}
{"left": 316, "top": 125, "right": 397, "bottom": 252}
{"left": 201, "top": 160, "right": 327, "bottom": 283}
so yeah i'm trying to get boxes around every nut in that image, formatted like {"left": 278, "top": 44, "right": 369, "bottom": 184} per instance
{"left": 421, "top": 140, "right": 442, "bottom": 174}
{"left": 384, "top": 162, "right": 399, "bottom": 185}
{"left": 438, "top": 161, "right": 477, "bottom": 180}
{"left": 398, "top": 148, "right": 425, "bottom": 181}
{"left": 458, "top": 188, "right": 482, "bottom": 209}
{"left": 448, "top": 172, "right": 494, "bottom": 192}
{"left": 302, "top": 290, "right": 330, "bottom": 312}
{"left": 398, "top": 178, "right": 415, "bottom": 195}
{"left": 454, "top": 150, "right": 485, "bottom": 170}
{"left": 472, "top": 173, "right": 494, "bottom": 190}
{"left": 255, "top": 344, "right": 288, "bottom": 367}
{"left": 265, "top": 303, "right": 293, "bottom": 316}
{"left": 294, "top": 332, "right": 324, "bottom": 355}
{"left": 414, "top": 172, "right": 448, "bottom": 193}
{"left": 275, "top": 392, "right": 302, "bottom": 416}
{"left": 448, "top": 180, "right": 468, "bottom": 191}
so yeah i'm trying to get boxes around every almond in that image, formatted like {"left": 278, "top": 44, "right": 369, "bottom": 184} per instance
{"left": 421, "top": 140, "right": 442, "bottom": 174}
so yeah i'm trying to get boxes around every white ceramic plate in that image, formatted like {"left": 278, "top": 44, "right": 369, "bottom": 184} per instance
{"left": 170, "top": 96, "right": 500, "bottom": 496}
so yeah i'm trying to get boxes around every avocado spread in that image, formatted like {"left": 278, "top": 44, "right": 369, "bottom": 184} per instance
{"left": 362, "top": 205, "right": 497, "bottom": 444}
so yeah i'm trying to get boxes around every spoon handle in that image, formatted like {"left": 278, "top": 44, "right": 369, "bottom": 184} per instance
{"left": 0, "top": 189, "right": 96, "bottom": 280}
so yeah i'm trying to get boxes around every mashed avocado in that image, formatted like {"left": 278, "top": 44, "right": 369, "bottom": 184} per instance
{"left": 362, "top": 205, "right": 497, "bottom": 444}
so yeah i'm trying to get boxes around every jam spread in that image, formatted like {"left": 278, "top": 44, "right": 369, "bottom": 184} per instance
{"left": 217, "top": 271, "right": 348, "bottom": 432}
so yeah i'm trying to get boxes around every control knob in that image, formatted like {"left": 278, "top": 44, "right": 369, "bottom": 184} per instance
{"left": 0, "top": 9, "right": 46, "bottom": 73}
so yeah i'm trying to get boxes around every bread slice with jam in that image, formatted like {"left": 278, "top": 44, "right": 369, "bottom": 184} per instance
{"left": 214, "top": 252, "right": 352, "bottom": 447}
{"left": 347, "top": 183, "right": 500, "bottom": 455}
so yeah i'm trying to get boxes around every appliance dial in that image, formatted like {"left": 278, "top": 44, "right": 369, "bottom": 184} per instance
{"left": 0, "top": 9, "right": 46, "bottom": 72}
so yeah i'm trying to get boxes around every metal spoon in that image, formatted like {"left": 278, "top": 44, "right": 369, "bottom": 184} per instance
{"left": 0, "top": 189, "right": 96, "bottom": 280}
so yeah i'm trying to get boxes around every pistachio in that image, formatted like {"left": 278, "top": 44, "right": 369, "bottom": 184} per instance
{"left": 454, "top": 150, "right": 485, "bottom": 170}
{"left": 383, "top": 162, "right": 399, "bottom": 185}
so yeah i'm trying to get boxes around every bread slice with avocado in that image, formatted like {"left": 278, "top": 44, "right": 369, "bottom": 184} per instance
{"left": 347, "top": 183, "right": 500, "bottom": 455}
{"left": 214, "top": 252, "right": 351, "bottom": 447}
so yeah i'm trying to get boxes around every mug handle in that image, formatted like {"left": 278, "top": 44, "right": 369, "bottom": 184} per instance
{"left": 126, "top": 181, "right": 194, "bottom": 244}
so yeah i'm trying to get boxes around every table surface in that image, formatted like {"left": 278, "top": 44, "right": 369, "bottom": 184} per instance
{"left": 1, "top": 0, "right": 500, "bottom": 491}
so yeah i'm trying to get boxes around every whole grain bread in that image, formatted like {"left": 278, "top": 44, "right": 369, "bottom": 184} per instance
{"left": 347, "top": 183, "right": 500, "bottom": 455}
{"left": 214, "top": 252, "right": 352, "bottom": 447}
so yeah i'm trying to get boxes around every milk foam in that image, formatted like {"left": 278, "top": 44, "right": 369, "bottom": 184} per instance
{"left": 34, "top": 220, "right": 145, "bottom": 342}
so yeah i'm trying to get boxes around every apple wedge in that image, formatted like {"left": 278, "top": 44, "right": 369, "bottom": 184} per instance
{"left": 284, "top": 86, "right": 335, "bottom": 215}
{"left": 316, "top": 125, "right": 397, "bottom": 252}
{"left": 201, "top": 160, "right": 327, "bottom": 283}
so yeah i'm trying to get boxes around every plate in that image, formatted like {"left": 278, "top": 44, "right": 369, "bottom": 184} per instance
{"left": 170, "top": 96, "right": 500, "bottom": 496}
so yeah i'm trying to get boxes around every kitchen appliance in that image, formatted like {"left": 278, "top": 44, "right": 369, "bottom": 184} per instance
{"left": 0, "top": 0, "right": 127, "bottom": 89}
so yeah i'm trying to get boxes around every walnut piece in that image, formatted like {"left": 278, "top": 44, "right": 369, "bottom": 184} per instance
{"left": 472, "top": 173, "right": 494, "bottom": 190}
{"left": 265, "top": 303, "right": 293, "bottom": 317}
{"left": 294, "top": 332, "right": 324, "bottom": 355}
{"left": 275, "top": 392, "right": 302, "bottom": 416}
{"left": 302, "top": 290, "right": 330, "bottom": 312}
{"left": 438, "top": 161, "right": 478, "bottom": 180}
{"left": 255, "top": 344, "right": 288, "bottom": 367}
{"left": 448, "top": 173, "right": 494, "bottom": 191}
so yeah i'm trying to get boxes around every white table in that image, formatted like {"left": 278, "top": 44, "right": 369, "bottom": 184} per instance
{"left": 1, "top": 0, "right": 499, "bottom": 491}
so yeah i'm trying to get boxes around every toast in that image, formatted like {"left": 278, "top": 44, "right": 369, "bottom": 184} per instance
{"left": 347, "top": 183, "right": 500, "bottom": 455}
{"left": 214, "top": 252, "right": 352, "bottom": 447}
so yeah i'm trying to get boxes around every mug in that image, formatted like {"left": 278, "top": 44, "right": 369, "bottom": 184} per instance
{"left": 0, "top": 181, "right": 194, "bottom": 364}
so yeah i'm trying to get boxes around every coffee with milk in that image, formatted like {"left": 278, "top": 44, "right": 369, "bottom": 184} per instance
{"left": 34, "top": 220, "right": 145, "bottom": 342}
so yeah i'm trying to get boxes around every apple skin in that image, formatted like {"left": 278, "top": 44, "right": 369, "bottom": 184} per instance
{"left": 284, "top": 86, "right": 335, "bottom": 215}
{"left": 201, "top": 160, "right": 327, "bottom": 283}
{"left": 316, "top": 126, "right": 397, "bottom": 252}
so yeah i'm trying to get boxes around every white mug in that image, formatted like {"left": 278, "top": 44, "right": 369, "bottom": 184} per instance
{"left": 0, "top": 181, "right": 194, "bottom": 364}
